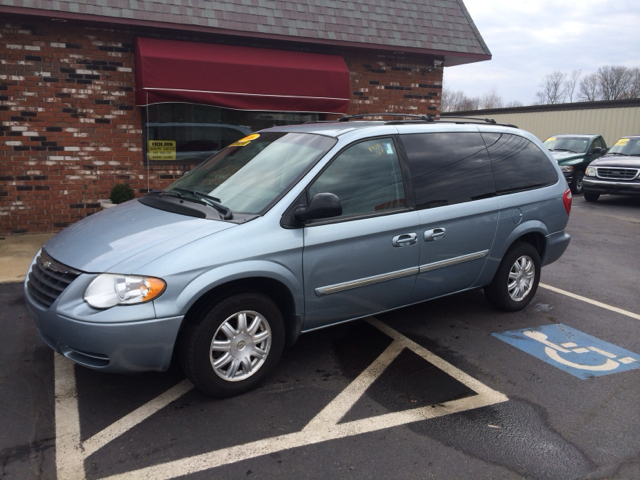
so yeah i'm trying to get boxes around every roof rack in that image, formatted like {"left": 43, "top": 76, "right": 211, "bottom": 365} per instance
{"left": 313, "top": 113, "right": 519, "bottom": 129}
{"left": 437, "top": 115, "right": 519, "bottom": 128}
{"left": 438, "top": 116, "right": 497, "bottom": 124}
{"left": 338, "top": 113, "right": 435, "bottom": 123}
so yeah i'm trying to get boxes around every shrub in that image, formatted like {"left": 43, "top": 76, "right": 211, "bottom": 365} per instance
{"left": 109, "top": 183, "right": 135, "bottom": 204}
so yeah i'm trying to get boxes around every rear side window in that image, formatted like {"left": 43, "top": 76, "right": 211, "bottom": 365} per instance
{"left": 401, "top": 132, "right": 496, "bottom": 209}
{"left": 482, "top": 133, "right": 558, "bottom": 195}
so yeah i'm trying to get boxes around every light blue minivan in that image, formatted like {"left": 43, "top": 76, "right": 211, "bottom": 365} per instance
{"left": 25, "top": 116, "right": 572, "bottom": 397}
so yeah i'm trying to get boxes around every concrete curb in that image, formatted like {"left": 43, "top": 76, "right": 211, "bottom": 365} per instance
{"left": 0, "top": 234, "right": 54, "bottom": 283}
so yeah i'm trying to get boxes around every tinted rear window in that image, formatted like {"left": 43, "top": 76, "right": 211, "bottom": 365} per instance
{"left": 482, "top": 133, "right": 558, "bottom": 194}
{"left": 401, "top": 132, "right": 496, "bottom": 209}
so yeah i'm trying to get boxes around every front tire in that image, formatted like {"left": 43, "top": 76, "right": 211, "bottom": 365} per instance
{"left": 485, "top": 242, "right": 541, "bottom": 312}
{"left": 584, "top": 192, "right": 600, "bottom": 202}
{"left": 180, "top": 292, "right": 285, "bottom": 397}
{"left": 570, "top": 171, "right": 584, "bottom": 194}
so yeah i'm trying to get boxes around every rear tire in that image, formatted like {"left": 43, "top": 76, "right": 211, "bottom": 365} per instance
{"left": 584, "top": 192, "right": 600, "bottom": 202}
{"left": 179, "top": 292, "right": 285, "bottom": 397}
{"left": 485, "top": 242, "right": 541, "bottom": 312}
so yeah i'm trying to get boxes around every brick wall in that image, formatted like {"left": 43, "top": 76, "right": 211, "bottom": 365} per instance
{"left": 1, "top": 19, "right": 442, "bottom": 235}
{"left": 342, "top": 50, "right": 442, "bottom": 117}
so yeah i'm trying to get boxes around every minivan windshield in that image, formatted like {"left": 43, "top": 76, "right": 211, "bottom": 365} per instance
{"left": 607, "top": 137, "right": 640, "bottom": 156}
{"left": 543, "top": 136, "right": 589, "bottom": 154}
{"left": 164, "top": 132, "right": 336, "bottom": 214}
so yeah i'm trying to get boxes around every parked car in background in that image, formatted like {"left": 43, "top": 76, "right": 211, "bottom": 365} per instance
{"left": 543, "top": 134, "right": 608, "bottom": 194}
{"left": 583, "top": 136, "right": 640, "bottom": 202}
{"left": 25, "top": 116, "right": 572, "bottom": 397}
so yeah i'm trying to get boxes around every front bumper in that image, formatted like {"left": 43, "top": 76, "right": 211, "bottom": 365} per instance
{"left": 562, "top": 171, "right": 575, "bottom": 184}
{"left": 24, "top": 256, "right": 184, "bottom": 373}
{"left": 583, "top": 178, "right": 640, "bottom": 196}
{"left": 27, "top": 304, "right": 183, "bottom": 373}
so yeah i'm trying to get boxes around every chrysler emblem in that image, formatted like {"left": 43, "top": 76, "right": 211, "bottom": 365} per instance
{"left": 42, "top": 260, "right": 52, "bottom": 269}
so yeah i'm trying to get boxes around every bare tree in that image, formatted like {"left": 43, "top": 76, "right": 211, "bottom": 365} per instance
{"left": 626, "top": 67, "right": 640, "bottom": 98}
{"left": 579, "top": 73, "right": 600, "bottom": 101}
{"left": 458, "top": 95, "right": 481, "bottom": 111}
{"left": 536, "top": 71, "right": 567, "bottom": 104}
{"left": 479, "top": 86, "right": 503, "bottom": 109}
{"left": 440, "top": 87, "right": 481, "bottom": 112}
{"left": 505, "top": 100, "right": 524, "bottom": 108}
{"left": 440, "top": 87, "right": 453, "bottom": 112}
{"left": 441, "top": 87, "right": 465, "bottom": 112}
{"left": 565, "top": 70, "right": 581, "bottom": 102}
{"left": 597, "top": 66, "right": 633, "bottom": 100}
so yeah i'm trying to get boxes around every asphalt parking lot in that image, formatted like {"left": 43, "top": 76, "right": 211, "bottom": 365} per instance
{"left": 1, "top": 195, "right": 639, "bottom": 480}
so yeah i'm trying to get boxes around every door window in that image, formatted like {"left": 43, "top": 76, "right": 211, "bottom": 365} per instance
{"left": 590, "top": 137, "right": 603, "bottom": 152}
{"left": 308, "top": 138, "right": 406, "bottom": 218}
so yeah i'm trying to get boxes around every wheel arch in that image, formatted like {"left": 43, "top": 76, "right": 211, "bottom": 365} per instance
{"left": 172, "top": 261, "right": 304, "bottom": 351}
{"left": 476, "top": 221, "right": 549, "bottom": 287}
{"left": 500, "top": 221, "right": 548, "bottom": 260}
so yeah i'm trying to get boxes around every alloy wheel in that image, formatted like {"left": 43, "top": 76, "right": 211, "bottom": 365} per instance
{"left": 209, "top": 310, "right": 272, "bottom": 381}
{"left": 507, "top": 255, "right": 535, "bottom": 301}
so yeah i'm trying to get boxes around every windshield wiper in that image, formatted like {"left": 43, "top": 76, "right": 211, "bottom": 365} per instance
{"left": 551, "top": 148, "right": 578, "bottom": 153}
{"left": 172, "top": 188, "right": 233, "bottom": 220}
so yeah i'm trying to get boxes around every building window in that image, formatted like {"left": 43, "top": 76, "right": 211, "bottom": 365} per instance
{"left": 144, "top": 104, "right": 320, "bottom": 164}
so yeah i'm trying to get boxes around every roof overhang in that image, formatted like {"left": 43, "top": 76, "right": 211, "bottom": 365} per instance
{"left": 0, "top": 6, "right": 492, "bottom": 67}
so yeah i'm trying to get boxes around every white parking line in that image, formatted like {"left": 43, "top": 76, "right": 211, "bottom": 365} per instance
{"left": 54, "top": 318, "right": 508, "bottom": 480}
{"left": 539, "top": 283, "right": 640, "bottom": 321}
{"left": 54, "top": 356, "right": 193, "bottom": 475}
{"left": 54, "top": 354, "right": 83, "bottom": 480}
{"left": 82, "top": 379, "right": 194, "bottom": 457}
{"left": 55, "top": 283, "right": 637, "bottom": 478}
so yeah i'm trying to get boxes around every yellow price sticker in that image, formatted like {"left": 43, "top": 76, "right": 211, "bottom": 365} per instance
{"left": 614, "top": 138, "right": 629, "bottom": 146}
{"left": 148, "top": 140, "right": 176, "bottom": 161}
{"left": 547, "top": 137, "right": 556, "bottom": 142}
{"left": 230, "top": 133, "right": 260, "bottom": 147}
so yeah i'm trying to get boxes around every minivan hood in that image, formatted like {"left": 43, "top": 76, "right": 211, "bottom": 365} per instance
{"left": 550, "top": 151, "right": 583, "bottom": 163}
{"left": 44, "top": 199, "right": 235, "bottom": 272}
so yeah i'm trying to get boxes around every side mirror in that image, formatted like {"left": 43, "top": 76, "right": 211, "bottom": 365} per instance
{"left": 592, "top": 147, "right": 603, "bottom": 154}
{"left": 293, "top": 193, "right": 342, "bottom": 223}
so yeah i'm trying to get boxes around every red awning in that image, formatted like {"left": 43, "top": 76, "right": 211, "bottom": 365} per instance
{"left": 135, "top": 37, "right": 350, "bottom": 113}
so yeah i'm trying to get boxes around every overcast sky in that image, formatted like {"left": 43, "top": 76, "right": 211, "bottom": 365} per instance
{"left": 444, "top": 0, "right": 640, "bottom": 105}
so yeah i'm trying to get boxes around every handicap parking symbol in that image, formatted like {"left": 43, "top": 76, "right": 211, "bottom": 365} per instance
{"left": 493, "top": 324, "right": 640, "bottom": 379}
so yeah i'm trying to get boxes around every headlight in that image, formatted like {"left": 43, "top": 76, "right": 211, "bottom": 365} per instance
{"left": 586, "top": 166, "right": 596, "bottom": 177}
{"left": 84, "top": 274, "right": 166, "bottom": 309}
{"left": 559, "top": 165, "right": 573, "bottom": 173}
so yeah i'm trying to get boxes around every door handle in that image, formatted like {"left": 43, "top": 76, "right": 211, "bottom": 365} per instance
{"left": 424, "top": 227, "right": 446, "bottom": 242}
{"left": 392, "top": 233, "right": 417, "bottom": 247}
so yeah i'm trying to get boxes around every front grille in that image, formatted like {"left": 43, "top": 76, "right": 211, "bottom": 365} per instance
{"left": 27, "top": 250, "right": 81, "bottom": 308}
{"left": 596, "top": 167, "right": 639, "bottom": 180}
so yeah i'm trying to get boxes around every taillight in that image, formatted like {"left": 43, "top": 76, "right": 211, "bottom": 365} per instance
{"left": 563, "top": 188, "right": 572, "bottom": 215}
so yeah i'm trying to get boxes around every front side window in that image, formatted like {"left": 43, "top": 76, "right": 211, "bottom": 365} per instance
{"left": 166, "top": 132, "right": 336, "bottom": 214}
{"left": 483, "top": 133, "right": 559, "bottom": 194}
{"left": 308, "top": 138, "right": 406, "bottom": 218}
{"left": 401, "top": 132, "right": 496, "bottom": 209}
{"left": 590, "top": 137, "right": 603, "bottom": 152}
